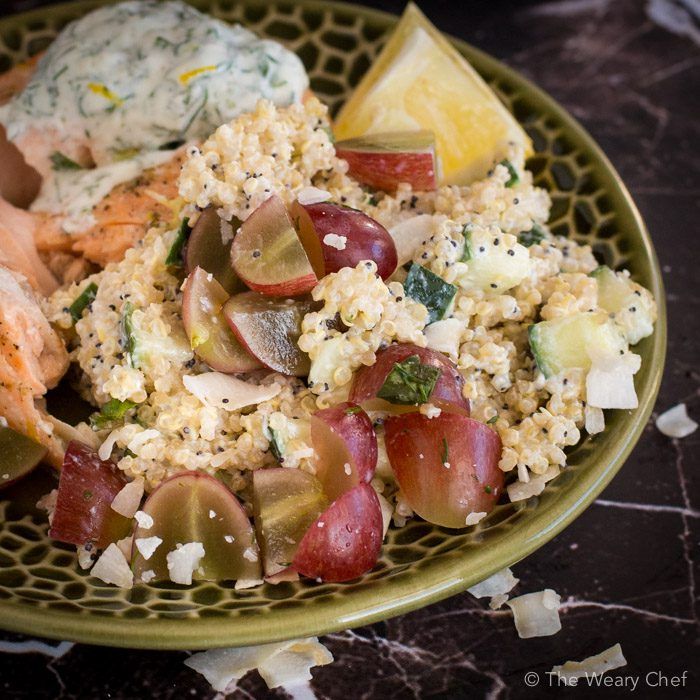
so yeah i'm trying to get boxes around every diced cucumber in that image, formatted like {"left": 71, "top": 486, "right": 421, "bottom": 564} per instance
{"left": 529, "top": 311, "right": 627, "bottom": 377}
{"left": 308, "top": 335, "right": 346, "bottom": 391}
{"left": 404, "top": 263, "right": 457, "bottom": 323}
{"left": 458, "top": 226, "right": 530, "bottom": 293}
{"left": 165, "top": 217, "right": 190, "bottom": 267}
{"left": 591, "top": 266, "right": 656, "bottom": 345}
{"left": 518, "top": 224, "right": 546, "bottom": 248}
{"left": 499, "top": 159, "right": 520, "bottom": 187}
{"left": 120, "top": 302, "right": 192, "bottom": 369}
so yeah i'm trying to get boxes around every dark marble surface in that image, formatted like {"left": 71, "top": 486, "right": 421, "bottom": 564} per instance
{"left": 1, "top": 0, "right": 698, "bottom": 698}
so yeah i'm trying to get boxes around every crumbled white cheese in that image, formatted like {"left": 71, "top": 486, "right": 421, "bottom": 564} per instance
{"left": 166, "top": 542, "right": 206, "bottom": 585}
{"left": 584, "top": 405, "right": 605, "bottom": 435}
{"left": 322, "top": 233, "right": 347, "bottom": 250}
{"left": 77, "top": 545, "right": 95, "bottom": 570}
{"left": 507, "top": 589, "right": 561, "bottom": 638}
{"left": 465, "top": 511, "right": 487, "bottom": 526}
{"left": 297, "top": 186, "right": 331, "bottom": 205}
{"left": 135, "top": 536, "right": 163, "bottom": 560}
{"left": 551, "top": 643, "right": 627, "bottom": 681}
{"left": 140, "top": 569, "right": 156, "bottom": 583}
{"left": 343, "top": 463, "right": 352, "bottom": 476}
{"left": 242, "top": 546, "right": 259, "bottom": 562}
{"left": 110, "top": 477, "right": 145, "bottom": 517}
{"left": 656, "top": 403, "right": 698, "bottom": 438}
{"left": 134, "top": 510, "right": 154, "bottom": 529}
{"left": 507, "top": 465, "right": 560, "bottom": 502}
{"left": 224, "top": 535, "right": 235, "bottom": 544}
{"left": 419, "top": 402, "right": 442, "bottom": 419}
{"left": 36, "top": 489, "right": 58, "bottom": 525}
{"left": 209, "top": 509, "right": 217, "bottom": 519}
{"left": 91, "top": 543, "right": 134, "bottom": 589}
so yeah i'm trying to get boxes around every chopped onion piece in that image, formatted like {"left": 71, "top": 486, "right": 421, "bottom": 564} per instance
{"left": 656, "top": 403, "right": 698, "bottom": 439}
{"left": 110, "top": 477, "right": 145, "bottom": 517}
{"left": 507, "top": 589, "right": 561, "bottom": 638}
{"left": 183, "top": 373, "right": 281, "bottom": 411}
{"left": 551, "top": 643, "right": 627, "bottom": 681}
{"left": 166, "top": 542, "right": 205, "bottom": 585}
{"left": 257, "top": 639, "right": 333, "bottom": 689}
{"left": 185, "top": 637, "right": 332, "bottom": 693}
{"left": 424, "top": 318, "right": 463, "bottom": 360}
{"left": 389, "top": 214, "right": 434, "bottom": 266}
{"left": 584, "top": 405, "right": 605, "bottom": 435}
{"left": 297, "top": 186, "right": 331, "bottom": 205}
{"left": 91, "top": 543, "right": 134, "bottom": 589}
{"left": 507, "top": 465, "right": 560, "bottom": 502}
{"left": 468, "top": 567, "right": 519, "bottom": 600}
{"left": 135, "top": 536, "right": 163, "bottom": 561}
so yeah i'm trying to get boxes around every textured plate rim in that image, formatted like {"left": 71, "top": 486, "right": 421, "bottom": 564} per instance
{"left": 0, "top": 0, "right": 666, "bottom": 649}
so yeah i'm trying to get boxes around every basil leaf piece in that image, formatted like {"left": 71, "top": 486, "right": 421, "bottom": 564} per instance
{"left": 50, "top": 151, "right": 82, "bottom": 171}
{"left": 487, "top": 415, "right": 498, "bottom": 425}
{"left": 377, "top": 355, "right": 440, "bottom": 405}
{"left": 269, "top": 429, "right": 284, "bottom": 462}
{"left": 68, "top": 282, "right": 98, "bottom": 323}
{"left": 120, "top": 302, "right": 136, "bottom": 366}
{"left": 165, "top": 217, "right": 191, "bottom": 267}
{"left": 499, "top": 159, "right": 520, "bottom": 187}
{"left": 90, "top": 399, "right": 137, "bottom": 429}
{"left": 404, "top": 263, "right": 457, "bottom": 324}
{"left": 518, "top": 223, "right": 546, "bottom": 248}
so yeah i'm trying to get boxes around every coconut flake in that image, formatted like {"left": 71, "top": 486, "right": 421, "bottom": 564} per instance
{"left": 323, "top": 233, "right": 347, "bottom": 250}
{"left": 656, "top": 403, "right": 698, "bottom": 438}
{"left": 183, "top": 373, "right": 281, "bottom": 411}
{"left": 98, "top": 429, "right": 122, "bottom": 460}
{"left": 424, "top": 318, "right": 463, "bottom": 360}
{"left": 135, "top": 536, "right": 163, "bottom": 560}
{"left": 297, "top": 186, "right": 331, "bottom": 205}
{"left": 185, "top": 638, "right": 333, "bottom": 693}
{"left": 551, "top": 643, "right": 627, "bottom": 681}
{"left": 234, "top": 577, "right": 264, "bottom": 590}
{"left": 140, "top": 569, "right": 156, "bottom": 583}
{"left": 507, "top": 465, "right": 560, "bottom": 502}
{"left": 77, "top": 545, "right": 95, "bottom": 570}
{"left": 134, "top": 510, "right": 154, "bottom": 529}
{"left": 465, "top": 511, "right": 487, "bottom": 526}
{"left": 507, "top": 589, "right": 561, "bottom": 638}
{"left": 91, "top": 543, "right": 134, "bottom": 589}
{"left": 389, "top": 214, "right": 434, "bottom": 266}
{"left": 584, "top": 405, "right": 605, "bottom": 435}
{"left": 110, "top": 477, "right": 145, "bottom": 517}
{"left": 468, "top": 568, "right": 519, "bottom": 601}
{"left": 166, "top": 542, "right": 205, "bottom": 585}
{"left": 116, "top": 535, "right": 133, "bottom": 562}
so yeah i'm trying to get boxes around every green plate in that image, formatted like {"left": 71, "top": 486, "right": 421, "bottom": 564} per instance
{"left": 0, "top": 0, "right": 665, "bottom": 649}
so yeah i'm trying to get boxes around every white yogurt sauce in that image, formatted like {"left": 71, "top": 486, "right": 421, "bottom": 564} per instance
{"left": 0, "top": 0, "right": 308, "bottom": 232}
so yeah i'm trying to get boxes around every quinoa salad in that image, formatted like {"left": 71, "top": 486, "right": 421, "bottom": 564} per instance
{"left": 0, "top": 1, "right": 657, "bottom": 589}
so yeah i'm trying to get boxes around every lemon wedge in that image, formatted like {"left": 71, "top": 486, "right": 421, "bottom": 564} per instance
{"left": 334, "top": 3, "right": 532, "bottom": 186}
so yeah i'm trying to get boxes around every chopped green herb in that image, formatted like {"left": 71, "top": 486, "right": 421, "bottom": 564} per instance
{"left": 486, "top": 415, "right": 498, "bottom": 425}
{"left": 82, "top": 489, "right": 93, "bottom": 501}
{"left": 50, "top": 151, "right": 82, "bottom": 171}
{"left": 345, "top": 406, "right": 363, "bottom": 415}
{"left": 499, "top": 159, "right": 520, "bottom": 187}
{"left": 165, "top": 217, "right": 190, "bottom": 266}
{"left": 404, "top": 263, "right": 457, "bottom": 323}
{"left": 377, "top": 355, "right": 440, "bottom": 405}
{"left": 120, "top": 302, "right": 136, "bottom": 366}
{"left": 68, "top": 282, "right": 98, "bottom": 323}
{"left": 367, "top": 194, "right": 378, "bottom": 207}
{"left": 460, "top": 223, "right": 474, "bottom": 262}
{"left": 269, "top": 429, "right": 284, "bottom": 462}
{"left": 441, "top": 437, "right": 449, "bottom": 464}
{"left": 124, "top": 448, "right": 137, "bottom": 459}
{"left": 323, "top": 126, "right": 336, "bottom": 143}
{"left": 518, "top": 223, "right": 546, "bottom": 248}
{"left": 484, "top": 485, "right": 493, "bottom": 494}
{"left": 90, "top": 398, "right": 137, "bottom": 429}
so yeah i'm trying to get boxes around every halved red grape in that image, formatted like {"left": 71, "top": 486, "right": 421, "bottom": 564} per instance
{"left": 50, "top": 441, "right": 131, "bottom": 549}
{"left": 185, "top": 206, "right": 246, "bottom": 295}
{"left": 131, "top": 471, "right": 261, "bottom": 583}
{"left": 182, "top": 267, "right": 261, "bottom": 373}
{"left": 292, "top": 483, "right": 383, "bottom": 582}
{"left": 349, "top": 343, "right": 469, "bottom": 413}
{"left": 231, "top": 195, "right": 317, "bottom": 296}
{"left": 290, "top": 201, "right": 398, "bottom": 280}
{"left": 223, "top": 291, "right": 313, "bottom": 376}
{"left": 384, "top": 412, "right": 503, "bottom": 528}
{"left": 252, "top": 468, "right": 328, "bottom": 577}
{"left": 310, "top": 402, "right": 377, "bottom": 501}
{"left": 0, "top": 426, "right": 46, "bottom": 491}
